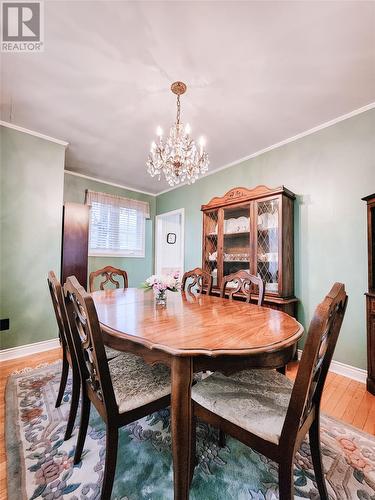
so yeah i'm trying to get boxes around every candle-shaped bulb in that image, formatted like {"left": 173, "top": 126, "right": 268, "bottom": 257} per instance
{"left": 156, "top": 126, "right": 163, "bottom": 137}
{"left": 185, "top": 123, "right": 191, "bottom": 135}
{"left": 199, "top": 136, "right": 205, "bottom": 154}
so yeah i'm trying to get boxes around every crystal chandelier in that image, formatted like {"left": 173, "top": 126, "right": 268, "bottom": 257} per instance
{"left": 146, "top": 81, "right": 209, "bottom": 186}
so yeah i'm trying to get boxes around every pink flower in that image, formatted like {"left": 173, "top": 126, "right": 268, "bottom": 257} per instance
{"left": 145, "top": 273, "right": 180, "bottom": 293}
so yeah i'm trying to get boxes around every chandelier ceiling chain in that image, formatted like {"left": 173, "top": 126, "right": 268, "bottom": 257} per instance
{"left": 146, "top": 81, "right": 209, "bottom": 187}
{"left": 176, "top": 94, "right": 181, "bottom": 124}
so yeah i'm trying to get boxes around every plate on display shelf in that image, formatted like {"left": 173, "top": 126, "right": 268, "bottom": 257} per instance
{"left": 266, "top": 282, "right": 278, "bottom": 292}
{"left": 258, "top": 213, "right": 278, "bottom": 231}
{"left": 224, "top": 218, "right": 236, "bottom": 234}
{"left": 236, "top": 216, "right": 250, "bottom": 232}
{"left": 258, "top": 252, "right": 278, "bottom": 262}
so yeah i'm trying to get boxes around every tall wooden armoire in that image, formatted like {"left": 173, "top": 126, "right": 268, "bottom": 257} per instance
{"left": 363, "top": 193, "right": 375, "bottom": 395}
{"left": 61, "top": 203, "right": 89, "bottom": 288}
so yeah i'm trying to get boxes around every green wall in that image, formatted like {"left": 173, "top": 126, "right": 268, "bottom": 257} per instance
{"left": 156, "top": 109, "right": 375, "bottom": 370}
{"left": 63, "top": 174, "right": 155, "bottom": 288}
{"left": 0, "top": 126, "right": 65, "bottom": 349}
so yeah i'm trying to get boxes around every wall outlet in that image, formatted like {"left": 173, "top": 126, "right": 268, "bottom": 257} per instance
{"left": 0, "top": 318, "right": 10, "bottom": 331}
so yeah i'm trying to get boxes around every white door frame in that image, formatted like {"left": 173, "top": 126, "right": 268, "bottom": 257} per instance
{"left": 155, "top": 208, "right": 185, "bottom": 276}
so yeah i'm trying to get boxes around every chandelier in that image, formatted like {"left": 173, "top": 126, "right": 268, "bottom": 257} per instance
{"left": 146, "top": 81, "right": 209, "bottom": 186}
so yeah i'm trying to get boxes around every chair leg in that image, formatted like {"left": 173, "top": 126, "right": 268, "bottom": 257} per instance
{"left": 55, "top": 350, "right": 69, "bottom": 408}
{"left": 64, "top": 368, "right": 80, "bottom": 441}
{"left": 73, "top": 387, "right": 91, "bottom": 464}
{"left": 277, "top": 365, "right": 286, "bottom": 375}
{"left": 278, "top": 458, "right": 294, "bottom": 500}
{"left": 309, "top": 416, "right": 329, "bottom": 500}
{"left": 189, "top": 416, "right": 197, "bottom": 487}
{"left": 101, "top": 425, "right": 119, "bottom": 500}
{"left": 218, "top": 429, "right": 226, "bottom": 448}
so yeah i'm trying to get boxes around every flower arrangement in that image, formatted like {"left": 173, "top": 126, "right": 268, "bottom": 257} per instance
{"left": 141, "top": 272, "right": 180, "bottom": 305}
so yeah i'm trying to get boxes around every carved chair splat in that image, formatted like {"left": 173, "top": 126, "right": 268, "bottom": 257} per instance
{"left": 220, "top": 270, "right": 265, "bottom": 306}
{"left": 89, "top": 265, "right": 128, "bottom": 293}
{"left": 181, "top": 267, "right": 213, "bottom": 295}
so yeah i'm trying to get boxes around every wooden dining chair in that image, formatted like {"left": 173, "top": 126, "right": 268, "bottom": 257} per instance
{"left": 191, "top": 282, "right": 348, "bottom": 499}
{"left": 47, "top": 271, "right": 81, "bottom": 440}
{"left": 89, "top": 265, "right": 128, "bottom": 293}
{"left": 181, "top": 267, "right": 213, "bottom": 295}
{"left": 220, "top": 270, "right": 265, "bottom": 305}
{"left": 63, "top": 275, "right": 171, "bottom": 500}
{"left": 48, "top": 271, "right": 124, "bottom": 438}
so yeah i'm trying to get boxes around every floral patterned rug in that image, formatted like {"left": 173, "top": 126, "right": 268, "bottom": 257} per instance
{"left": 5, "top": 362, "right": 375, "bottom": 499}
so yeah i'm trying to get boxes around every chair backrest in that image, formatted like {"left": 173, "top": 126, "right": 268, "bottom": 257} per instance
{"left": 220, "top": 270, "right": 265, "bottom": 306}
{"left": 281, "top": 282, "right": 348, "bottom": 444}
{"left": 63, "top": 275, "right": 118, "bottom": 416}
{"left": 47, "top": 270, "right": 75, "bottom": 359}
{"left": 89, "top": 266, "right": 128, "bottom": 293}
{"left": 181, "top": 267, "right": 213, "bottom": 295}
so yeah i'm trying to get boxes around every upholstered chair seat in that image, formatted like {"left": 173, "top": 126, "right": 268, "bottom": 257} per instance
{"left": 192, "top": 369, "right": 293, "bottom": 444}
{"left": 108, "top": 353, "right": 171, "bottom": 414}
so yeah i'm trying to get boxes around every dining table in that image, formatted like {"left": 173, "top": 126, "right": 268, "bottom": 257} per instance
{"left": 92, "top": 287, "right": 304, "bottom": 500}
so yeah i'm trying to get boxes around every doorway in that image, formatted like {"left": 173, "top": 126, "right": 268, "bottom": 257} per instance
{"left": 155, "top": 208, "right": 184, "bottom": 278}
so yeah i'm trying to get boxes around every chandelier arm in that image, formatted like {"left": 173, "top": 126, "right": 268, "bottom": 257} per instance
{"left": 156, "top": 145, "right": 165, "bottom": 163}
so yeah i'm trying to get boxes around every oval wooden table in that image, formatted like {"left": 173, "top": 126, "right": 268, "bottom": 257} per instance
{"left": 92, "top": 288, "right": 304, "bottom": 500}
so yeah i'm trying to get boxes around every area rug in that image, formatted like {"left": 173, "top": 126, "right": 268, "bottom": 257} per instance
{"left": 5, "top": 362, "right": 375, "bottom": 500}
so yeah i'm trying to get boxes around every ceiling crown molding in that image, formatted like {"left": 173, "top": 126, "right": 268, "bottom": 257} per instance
{"left": 64, "top": 170, "right": 156, "bottom": 197}
{"left": 0, "top": 120, "right": 69, "bottom": 147}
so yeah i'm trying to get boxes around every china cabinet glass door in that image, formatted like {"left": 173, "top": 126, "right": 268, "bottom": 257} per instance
{"left": 222, "top": 204, "right": 251, "bottom": 287}
{"left": 203, "top": 210, "right": 219, "bottom": 288}
{"left": 255, "top": 198, "right": 280, "bottom": 294}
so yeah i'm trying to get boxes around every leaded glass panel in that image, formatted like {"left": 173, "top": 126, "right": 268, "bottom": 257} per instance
{"left": 204, "top": 210, "right": 218, "bottom": 287}
{"left": 257, "top": 199, "right": 279, "bottom": 293}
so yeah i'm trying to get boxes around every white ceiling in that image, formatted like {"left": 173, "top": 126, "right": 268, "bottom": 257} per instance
{"left": 2, "top": 1, "right": 375, "bottom": 194}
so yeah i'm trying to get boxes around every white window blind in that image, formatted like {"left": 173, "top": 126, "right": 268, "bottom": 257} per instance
{"left": 86, "top": 190, "right": 150, "bottom": 258}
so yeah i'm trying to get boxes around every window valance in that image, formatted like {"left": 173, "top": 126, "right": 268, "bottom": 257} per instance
{"left": 85, "top": 190, "right": 150, "bottom": 219}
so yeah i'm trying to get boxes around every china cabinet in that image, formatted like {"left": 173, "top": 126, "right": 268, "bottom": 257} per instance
{"left": 363, "top": 193, "right": 375, "bottom": 395}
{"left": 201, "top": 185, "right": 298, "bottom": 316}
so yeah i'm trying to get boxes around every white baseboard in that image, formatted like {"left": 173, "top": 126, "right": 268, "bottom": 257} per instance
{"left": 297, "top": 350, "right": 366, "bottom": 384}
{"left": 0, "top": 338, "right": 60, "bottom": 362}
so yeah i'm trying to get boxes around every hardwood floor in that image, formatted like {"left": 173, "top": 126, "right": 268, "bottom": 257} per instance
{"left": 287, "top": 362, "right": 375, "bottom": 434}
{"left": 0, "top": 350, "right": 374, "bottom": 499}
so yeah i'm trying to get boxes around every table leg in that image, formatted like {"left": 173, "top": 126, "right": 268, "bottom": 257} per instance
{"left": 171, "top": 356, "right": 193, "bottom": 500}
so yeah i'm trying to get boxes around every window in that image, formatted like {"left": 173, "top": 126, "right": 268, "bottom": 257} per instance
{"left": 86, "top": 190, "right": 150, "bottom": 258}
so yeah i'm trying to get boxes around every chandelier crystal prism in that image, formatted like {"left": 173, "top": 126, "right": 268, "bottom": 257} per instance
{"left": 146, "top": 81, "right": 209, "bottom": 186}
